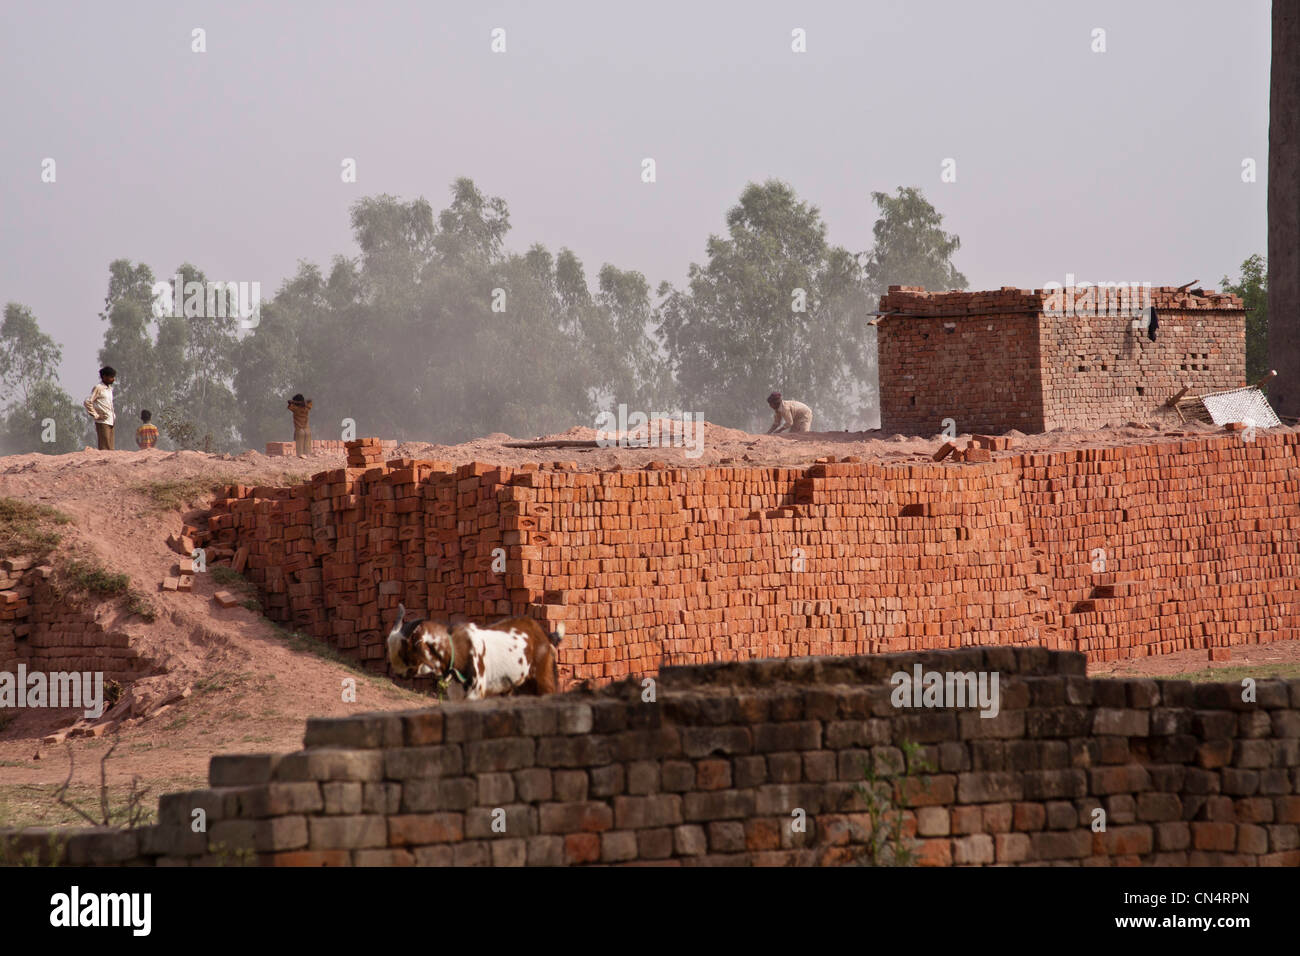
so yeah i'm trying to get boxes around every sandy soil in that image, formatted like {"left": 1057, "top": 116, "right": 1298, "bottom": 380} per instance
{"left": 391, "top": 416, "right": 1269, "bottom": 470}
{"left": 0, "top": 448, "right": 425, "bottom": 811}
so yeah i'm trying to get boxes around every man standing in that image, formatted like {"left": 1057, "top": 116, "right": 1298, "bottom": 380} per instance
{"left": 287, "top": 393, "right": 313, "bottom": 457}
{"left": 83, "top": 366, "right": 116, "bottom": 450}
{"left": 765, "top": 391, "right": 812, "bottom": 434}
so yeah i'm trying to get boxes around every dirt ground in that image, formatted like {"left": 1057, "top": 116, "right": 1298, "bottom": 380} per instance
{"left": 1089, "top": 638, "right": 1300, "bottom": 682}
{"left": 0, "top": 419, "right": 1294, "bottom": 827}
{"left": 389, "top": 416, "right": 1261, "bottom": 471}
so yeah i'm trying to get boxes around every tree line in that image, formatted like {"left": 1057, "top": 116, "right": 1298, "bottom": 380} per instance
{"left": 0, "top": 176, "right": 1267, "bottom": 455}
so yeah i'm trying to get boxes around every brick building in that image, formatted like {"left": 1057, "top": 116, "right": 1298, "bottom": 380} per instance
{"left": 876, "top": 285, "right": 1247, "bottom": 435}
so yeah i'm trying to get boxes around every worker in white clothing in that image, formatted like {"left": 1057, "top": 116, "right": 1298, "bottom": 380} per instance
{"left": 765, "top": 391, "right": 812, "bottom": 433}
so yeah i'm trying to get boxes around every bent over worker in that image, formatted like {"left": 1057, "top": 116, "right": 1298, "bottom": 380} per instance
{"left": 766, "top": 392, "right": 812, "bottom": 433}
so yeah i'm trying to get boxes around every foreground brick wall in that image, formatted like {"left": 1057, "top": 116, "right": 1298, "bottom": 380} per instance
{"left": 8, "top": 648, "right": 1298, "bottom": 867}
{"left": 194, "top": 431, "right": 1300, "bottom": 687}
{"left": 0, "top": 559, "right": 147, "bottom": 682}
{"left": 878, "top": 286, "right": 1246, "bottom": 435}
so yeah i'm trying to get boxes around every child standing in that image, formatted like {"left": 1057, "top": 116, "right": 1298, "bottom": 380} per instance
{"left": 288, "top": 393, "right": 313, "bottom": 457}
{"left": 136, "top": 409, "right": 159, "bottom": 450}
{"left": 83, "top": 366, "right": 117, "bottom": 450}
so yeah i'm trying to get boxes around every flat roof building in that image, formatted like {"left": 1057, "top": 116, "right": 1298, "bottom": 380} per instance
{"left": 875, "top": 284, "right": 1246, "bottom": 435}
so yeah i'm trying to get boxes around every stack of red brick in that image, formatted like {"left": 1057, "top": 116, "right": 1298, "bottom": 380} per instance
{"left": 194, "top": 432, "right": 1300, "bottom": 689}
{"left": 265, "top": 440, "right": 397, "bottom": 458}
{"left": 0, "top": 559, "right": 146, "bottom": 681}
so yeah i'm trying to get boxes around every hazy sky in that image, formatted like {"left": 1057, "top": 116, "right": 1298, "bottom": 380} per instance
{"left": 0, "top": 0, "right": 1271, "bottom": 393}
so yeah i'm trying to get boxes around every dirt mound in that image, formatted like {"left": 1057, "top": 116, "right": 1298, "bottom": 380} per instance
{"left": 0, "top": 447, "right": 424, "bottom": 808}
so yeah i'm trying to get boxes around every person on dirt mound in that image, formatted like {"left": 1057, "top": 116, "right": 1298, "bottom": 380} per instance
{"left": 765, "top": 391, "right": 812, "bottom": 434}
{"left": 288, "top": 393, "right": 313, "bottom": 457}
{"left": 83, "top": 366, "right": 116, "bottom": 450}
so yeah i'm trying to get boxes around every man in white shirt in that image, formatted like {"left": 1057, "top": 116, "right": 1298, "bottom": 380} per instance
{"left": 83, "top": 366, "right": 117, "bottom": 450}
{"left": 765, "top": 391, "right": 813, "bottom": 434}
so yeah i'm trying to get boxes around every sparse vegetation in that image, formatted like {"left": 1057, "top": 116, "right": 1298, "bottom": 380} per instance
{"left": 0, "top": 497, "right": 72, "bottom": 557}
{"left": 267, "top": 620, "right": 376, "bottom": 680}
{"left": 0, "top": 773, "right": 207, "bottom": 832}
{"left": 133, "top": 474, "right": 235, "bottom": 511}
{"left": 61, "top": 558, "right": 155, "bottom": 622}
{"left": 50, "top": 738, "right": 152, "bottom": 831}
{"left": 64, "top": 559, "right": 130, "bottom": 596}
{"left": 1163, "top": 663, "right": 1300, "bottom": 683}
{"left": 848, "top": 739, "right": 934, "bottom": 867}
{"left": 211, "top": 565, "right": 250, "bottom": 589}
{"left": 193, "top": 670, "right": 254, "bottom": 695}
{"left": 207, "top": 840, "right": 257, "bottom": 867}
{"left": 0, "top": 828, "right": 68, "bottom": 867}
{"left": 212, "top": 566, "right": 264, "bottom": 612}
{"left": 127, "top": 591, "right": 157, "bottom": 622}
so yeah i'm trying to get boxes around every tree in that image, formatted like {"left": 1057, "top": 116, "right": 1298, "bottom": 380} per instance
{"left": 235, "top": 180, "right": 665, "bottom": 446}
{"left": 0, "top": 303, "right": 62, "bottom": 407}
{"left": 3, "top": 380, "right": 84, "bottom": 454}
{"left": 1220, "top": 254, "right": 1268, "bottom": 385}
{"left": 656, "top": 180, "right": 871, "bottom": 430}
{"left": 169, "top": 262, "right": 241, "bottom": 451}
{"left": 233, "top": 261, "right": 322, "bottom": 449}
{"left": 96, "top": 259, "right": 244, "bottom": 452}
{"left": 97, "top": 259, "right": 187, "bottom": 447}
{"left": 860, "top": 187, "right": 968, "bottom": 298}
{"left": 0, "top": 303, "right": 84, "bottom": 454}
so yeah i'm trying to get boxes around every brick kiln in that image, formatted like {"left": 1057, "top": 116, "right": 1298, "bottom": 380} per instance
{"left": 876, "top": 285, "right": 1247, "bottom": 435}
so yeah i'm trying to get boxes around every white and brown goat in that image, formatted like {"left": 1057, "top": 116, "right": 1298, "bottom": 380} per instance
{"left": 385, "top": 604, "right": 564, "bottom": 699}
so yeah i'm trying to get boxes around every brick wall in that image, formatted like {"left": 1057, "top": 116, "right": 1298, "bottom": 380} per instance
{"left": 878, "top": 308, "right": 1045, "bottom": 434}
{"left": 193, "top": 431, "right": 1300, "bottom": 689}
{"left": 0, "top": 559, "right": 148, "bottom": 682}
{"left": 9, "top": 648, "right": 1298, "bottom": 866}
{"left": 878, "top": 286, "right": 1246, "bottom": 434}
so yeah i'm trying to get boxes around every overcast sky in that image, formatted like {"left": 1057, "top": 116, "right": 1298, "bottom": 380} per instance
{"left": 0, "top": 0, "right": 1271, "bottom": 393}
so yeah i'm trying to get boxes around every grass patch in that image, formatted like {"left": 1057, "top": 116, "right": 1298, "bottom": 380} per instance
{"left": 262, "top": 621, "right": 425, "bottom": 703}
{"left": 268, "top": 621, "right": 375, "bottom": 678}
{"left": 210, "top": 566, "right": 262, "bottom": 612}
{"left": 211, "top": 566, "right": 251, "bottom": 589}
{"left": 127, "top": 592, "right": 157, "bottom": 622}
{"left": 162, "top": 714, "right": 191, "bottom": 732}
{"left": 0, "top": 498, "right": 72, "bottom": 558}
{"left": 61, "top": 559, "right": 156, "bottom": 622}
{"left": 0, "top": 776, "right": 202, "bottom": 831}
{"left": 1161, "top": 662, "right": 1300, "bottom": 683}
{"left": 64, "top": 559, "right": 130, "bottom": 596}
{"left": 193, "top": 670, "right": 255, "bottom": 695}
{"left": 133, "top": 474, "right": 235, "bottom": 511}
